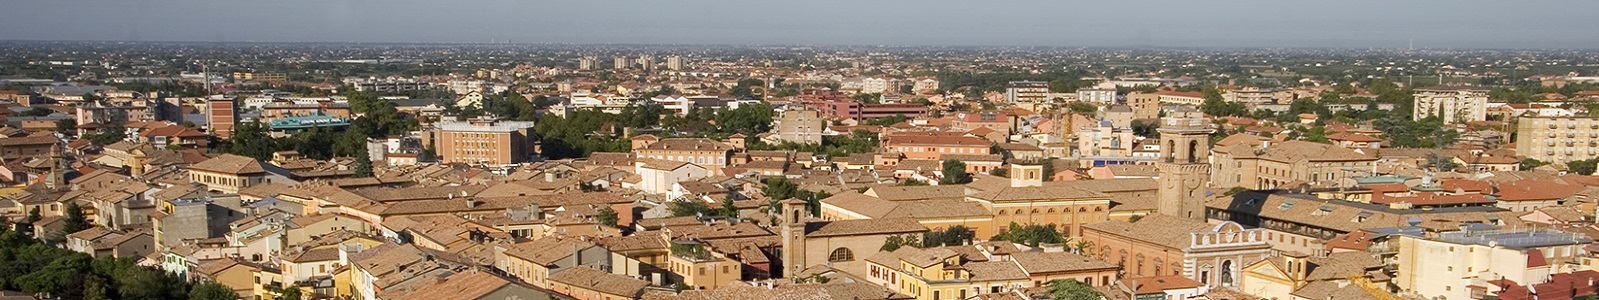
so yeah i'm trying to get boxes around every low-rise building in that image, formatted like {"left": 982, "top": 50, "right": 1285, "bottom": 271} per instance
{"left": 1395, "top": 228, "right": 1590, "bottom": 300}
{"left": 1080, "top": 214, "right": 1274, "bottom": 288}
{"left": 883, "top": 133, "right": 991, "bottom": 160}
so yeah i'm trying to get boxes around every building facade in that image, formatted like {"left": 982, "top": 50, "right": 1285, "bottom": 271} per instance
{"left": 775, "top": 109, "right": 824, "bottom": 144}
{"left": 1515, "top": 115, "right": 1599, "bottom": 164}
{"left": 1005, "top": 81, "right": 1050, "bottom": 103}
{"left": 208, "top": 98, "right": 237, "bottom": 139}
{"left": 430, "top": 118, "right": 539, "bottom": 165}
{"left": 1413, "top": 86, "right": 1489, "bottom": 124}
{"left": 883, "top": 133, "right": 991, "bottom": 160}
{"left": 1081, "top": 215, "right": 1274, "bottom": 288}
{"left": 1395, "top": 229, "right": 1589, "bottom": 300}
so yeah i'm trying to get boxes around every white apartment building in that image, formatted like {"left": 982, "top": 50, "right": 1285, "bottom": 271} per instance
{"left": 1076, "top": 87, "right": 1117, "bottom": 104}
{"left": 912, "top": 77, "right": 939, "bottom": 95}
{"left": 1396, "top": 229, "right": 1588, "bottom": 300}
{"left": 651, "top": 95, "right": 694, "bottom": 115}
{"left": 666, "top": 55, "right": 686, "bottom": 70}
{"left": 446, "top": 80, "right": 504, "bottom": 95}
{"left": 1006, "top": 81, "right": 1050, "bottom": 103}
{"left": 578, "top": 56, "right": 597, "bottom": 70}
{"left": 1413, "top": 86, "right": 1489, "bottom": 124}
{"left": 860, "top": 77, "right": 890, "bottom": 94}
{"left": 1223, "top": 87, "right": 1278, "bottom": 104}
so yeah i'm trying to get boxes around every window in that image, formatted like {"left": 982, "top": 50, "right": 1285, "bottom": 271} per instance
{"left": 829, "top": 248, "right": 854, "bottom": 262}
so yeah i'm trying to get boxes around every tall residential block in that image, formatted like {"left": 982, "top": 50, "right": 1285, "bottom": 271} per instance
{"left": 1413, "top": 86, "right": 1489, "bottom": 124}
{"left": 208, "top": 97, "right": 237, "bottom": 138}
{"left": 430, "top": 117, "right": 539, "bottom": 165}
{"left": 1515, "top": 115, "right": 1599, "bottom": 164}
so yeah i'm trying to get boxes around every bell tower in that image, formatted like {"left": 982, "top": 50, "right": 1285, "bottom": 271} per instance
{"left": 779, "top": 198, "right": 808, "bottom": 279}
{"left": 1156, "top": 107, "right": 1214, "bottom": 221}
{"left": 46, "top": 140, "right": 68, "bottom": 191}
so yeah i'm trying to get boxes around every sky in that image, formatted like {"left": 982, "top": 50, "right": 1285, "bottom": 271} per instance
{"left": 4, "top": 0, "right": 1598, "bottom": 49}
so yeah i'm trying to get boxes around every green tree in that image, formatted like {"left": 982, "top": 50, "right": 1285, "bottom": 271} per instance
{"left": 1048, "top": 279, "right": 1102, "bottom": 300}
{"left": 714, "top": 103, "right": 776, "bottom": 134}
{"left": 26, "top": 206, "right": 42, "bottom": 223}
{"left": 63, "top": 202, "right": 90, "bottom": 234}
{"left": 353, "top": 150, "right": 373, "bottom": 178}
{"left": 278, "top": 286, "right": 303, "bottom": 300}
{"left": 1066, "top": 102, "right": 1097, "bottom": 117}
{"left": 900, "top": 179, "right": 930, "bottom": 186}
{"left": 188, "top": 281, "right": 237, "bottom": 300}
{"left": 669, "top": 199, "right": 714, "bottom": 217}
{"left": 82, "top": 124, "right": 128, "bottom": 146}
{"left": 1520, "top": 158, "right": 1546, "bottom": 171}
{"left": 596, "top": 207, "right": 619, "bottom": 227}
{"left": 923, "top": 225, "right": 975, "bottom": 247}
{"left": 1130, "top": 120, "right": 1160, "bottom": 138}
{"left": 84, "top": 275, "right": 110, "bottom": 300}
{"left": 55, "top": 119, "right": 78, "bottom": 133}
{"left": 763, "top": 177, "right": 799, "bottom": 202}
{"left": 16, "top": 253, "right": 91, "bottom": 296}
{"left": 862, "top": 114, "right": 908, "bottom": 126}
{"left": 1569, "top": 159, "right": 1599, "bottom": 176}
{"left": 990, "top": 222, "right": 1063, "bottom": 247}
{"left": 1041, "top": 159, "right": 1056, "bottom": 182}
{"left": 1200, "top": 87, "right": 1247, "bottom": 117}
{"left": 226, "top": 121, "right": 278, "bottom": 161}
{"left": 881, "top": 235, "right": 907, "bottom": 251}
{"left": 941, "top": 159, "right": 971, "bottom": 184}
{"left": 1301, "top": 126, "right": 1329, "bottom": 143}
{"left": 720, "top": 197, "right": 738, "bottom": 219}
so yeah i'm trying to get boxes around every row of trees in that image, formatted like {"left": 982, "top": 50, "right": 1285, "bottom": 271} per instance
{"left": 989, "top": 222, "right": 1064, "bottom": 247}
{"left": 0, "top": 221, "right": 244, "bottom": 300}
{"left": 747, "top": 129, "right": 881, "bottom": 158}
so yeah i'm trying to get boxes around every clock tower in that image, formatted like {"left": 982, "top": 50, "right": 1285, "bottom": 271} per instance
{"left": 1156, "top": 107, "right": 1215, "bottom": 221}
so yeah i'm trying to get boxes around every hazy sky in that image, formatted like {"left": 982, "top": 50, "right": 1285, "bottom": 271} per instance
{"left": 5, "top": 0, "right": 1597, "bottom": 49}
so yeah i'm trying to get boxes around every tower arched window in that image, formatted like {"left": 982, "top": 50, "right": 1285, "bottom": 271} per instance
{"left": 1188, "top": 140, "right": 1200, "bottom": 163}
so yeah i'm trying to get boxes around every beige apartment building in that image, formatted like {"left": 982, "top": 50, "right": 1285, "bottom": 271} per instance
{"left": 630, "top": 135, "right": 740, "bottom": 173}
{"left": 1211, "top": 139, "right": 1377, "bottom": 189}
{"left": 1127, "top": 93, "right": 1161, "bottom": 120}
{"left": 1413, "top": 86, "right": 1489, "bottom": 124}
{"left": 429, "top": 117, "right": 539, "bottom": 165}
{"left": 775, "top": 109, "right": 824, "bottom": 144}
{"left": 1515, "top": 115, "right": 1599, "bottom": 164}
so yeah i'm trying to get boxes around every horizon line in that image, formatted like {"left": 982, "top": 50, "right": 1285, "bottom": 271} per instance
{"left": 3, "top": 39, "right": 1598, "bottom": 52}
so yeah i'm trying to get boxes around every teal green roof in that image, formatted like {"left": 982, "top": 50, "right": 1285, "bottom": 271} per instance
{"left": 269, "top": 115, "right": 351, "bottom": 129}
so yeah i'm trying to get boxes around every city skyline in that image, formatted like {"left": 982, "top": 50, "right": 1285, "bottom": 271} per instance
{"left": 4, "top": 0, "right": 1599, "bottom": 49}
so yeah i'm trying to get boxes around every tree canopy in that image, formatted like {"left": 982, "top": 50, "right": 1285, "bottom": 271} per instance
{"left": 1047, "top": 279, "right": 1103, "bottom": 300}
{"left": 0, "top": 225, "right": 193, "bottom": 299}
{"left": 941, "top": 160, "right": 971, "bottom": 184}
